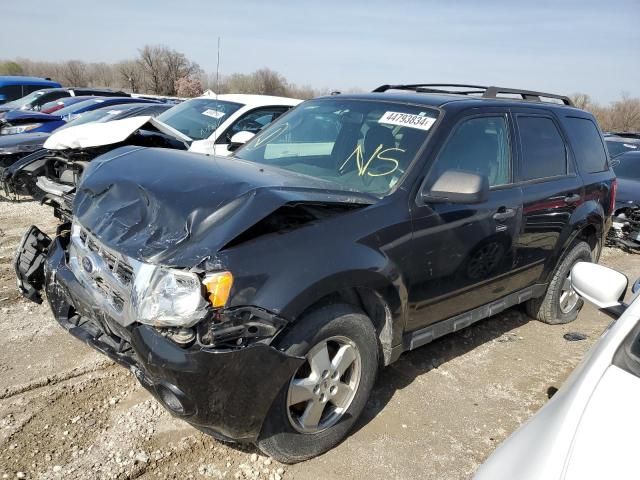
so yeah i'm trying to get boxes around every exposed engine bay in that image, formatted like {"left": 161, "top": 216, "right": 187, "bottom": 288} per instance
{"left": 3, "top": 128, "right": 188, "bottom": 220}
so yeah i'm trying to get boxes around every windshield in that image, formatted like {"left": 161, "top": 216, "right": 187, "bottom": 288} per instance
{"left": 606, "top": 139, "right": 640, "bottom": 158}
{"left": 2, "top": 90, "right": 47, "bottom": 109}
{"left": 55, "top": 106, "right": 129, "bottom": 131}
{"left": 56, "top": 98, "right": 106, "bottom": 119}
{"left": 235, "top": 99, "right": 438, "bottom": 196}
{"left": 155, "top": 98, "right": 243, "bottom": 140}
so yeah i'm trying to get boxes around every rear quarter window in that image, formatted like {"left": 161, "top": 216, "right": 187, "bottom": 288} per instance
{"left": 563, "top": 117, "right": 609, "bottom": 173}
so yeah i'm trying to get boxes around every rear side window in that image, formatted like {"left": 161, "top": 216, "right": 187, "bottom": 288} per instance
{"left": 517, "top": 116, "right": 566, "bottom": 180}
{"left": 563, "top": 117, "right": 608, "bottom": 172}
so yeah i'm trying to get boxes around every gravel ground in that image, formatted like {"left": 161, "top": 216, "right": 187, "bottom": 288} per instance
{"left": 1, "top": 198, "right": 638, "bottom": 480}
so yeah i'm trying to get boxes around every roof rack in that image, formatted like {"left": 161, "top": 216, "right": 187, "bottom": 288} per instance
{"left": 372, "top": 83, "right": 574, "bottom": 106}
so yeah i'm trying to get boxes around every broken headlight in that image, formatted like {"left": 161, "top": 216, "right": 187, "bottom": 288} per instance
{"left": 131, "top": 265, "right": 208, "bottom": 328}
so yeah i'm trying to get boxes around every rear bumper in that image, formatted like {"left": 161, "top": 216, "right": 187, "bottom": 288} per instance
{"left": 42, "top": 235, "right": 303, "bottom": 442}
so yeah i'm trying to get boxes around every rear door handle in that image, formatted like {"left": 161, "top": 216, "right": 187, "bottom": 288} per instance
{"left": 493, "top": 207, "right": 516, "bottom": 221}
{"left": 564, "top": 194, "right": 581, "bottom": 205}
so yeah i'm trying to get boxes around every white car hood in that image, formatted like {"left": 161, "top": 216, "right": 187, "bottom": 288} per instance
{"left": 43, "top": 116, "right": 191, "bottom": 150}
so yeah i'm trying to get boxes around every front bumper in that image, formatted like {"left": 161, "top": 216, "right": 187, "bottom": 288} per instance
{"left": 42, "top": 235, "right": 303, "bottom": 442}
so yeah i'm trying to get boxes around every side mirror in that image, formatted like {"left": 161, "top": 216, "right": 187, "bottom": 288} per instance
{"left": 421, "top": 169, "right": 489, "bottom": 204}
{"left": 571, "top": 262, "right": 628, "bottom": 317}
{"left": 228, "top": 131, "right": 255, "bottom": 152}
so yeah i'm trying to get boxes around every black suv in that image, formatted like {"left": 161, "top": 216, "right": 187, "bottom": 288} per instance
{"left": 15, "top": 84, "right": 615, "bottom": 463}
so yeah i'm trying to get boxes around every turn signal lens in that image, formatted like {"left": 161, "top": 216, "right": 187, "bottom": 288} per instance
{"left": 203, "top": 272, "right": 234, "bottom": 308}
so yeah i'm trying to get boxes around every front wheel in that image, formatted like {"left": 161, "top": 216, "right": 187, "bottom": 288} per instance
{"left": 256, "top": 304, "right": 378, "bottom": 463}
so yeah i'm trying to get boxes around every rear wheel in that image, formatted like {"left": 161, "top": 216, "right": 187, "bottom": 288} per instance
{"left": 256, "top": 304, "right": 378, "bottom": 463}
{"left": 526, "top": 241, "right": 593, "bottom": 324}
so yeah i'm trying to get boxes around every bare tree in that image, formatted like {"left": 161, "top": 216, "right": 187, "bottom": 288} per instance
{"left": 89, "top": 62, "right": 115, "bottom": 88}
{"left": 609, "top": 94, "right": 640, "bottom": 131}
{"left": 137, "top": 45, "right": 165, "bottom": 94}
{"left": 163, "top": 48, "right": 201, "bottom": 95}
{"left": 117, "top": 60, "right": 144, "bottom": 93}
{"left": 254, "top": 68, "right": 288, "bottom": 96}
{"left": 62, "top": 60, "right": 88, "bottom": 87}
{"left": 0, "top": 54, "right": 346, "bottom": 100}
{"left": 570, "top": 93, "right": 592, "bottom": 110}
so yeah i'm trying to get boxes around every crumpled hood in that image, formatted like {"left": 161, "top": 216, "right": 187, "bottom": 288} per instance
{"left": 74, "top": 146, "right": 374, "bottom": 269}
{"left": 3, "top": 110, "right": 61, "bottom": 124}
{"left": 43, "top": 115, "right": 191, "bottom": 150}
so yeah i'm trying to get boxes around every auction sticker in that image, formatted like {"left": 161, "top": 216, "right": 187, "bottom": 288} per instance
{"left": 379, "top": 111, "right": 436, "bottom": 131}
{"left": 202, "top": 109, "right": 225, "bottom": 119}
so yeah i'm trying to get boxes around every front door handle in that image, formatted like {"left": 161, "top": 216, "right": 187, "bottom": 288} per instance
{"left": 493, "top": 207, "right": 516, "bottom": 221}
{"left": 564, "top": 194, "right": 581, "bottom": 205}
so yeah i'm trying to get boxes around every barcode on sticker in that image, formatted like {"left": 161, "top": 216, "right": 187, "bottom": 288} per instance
{"left": 379, "top": 111, "right": 436, "bottom": 131}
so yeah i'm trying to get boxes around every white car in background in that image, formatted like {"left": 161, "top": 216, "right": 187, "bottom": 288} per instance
{"left": 43, "top": 93, "right": 302, "bottom": 156}
{"left": 475, "top": 261, "right": 639, "bottom": 480}
{"left": 12, "top": 93, "right": 301, "bottom": 220}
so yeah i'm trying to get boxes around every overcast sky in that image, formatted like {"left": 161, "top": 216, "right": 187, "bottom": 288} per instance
{"left": 2, "top": 0, "right": 638, "bottom": 103}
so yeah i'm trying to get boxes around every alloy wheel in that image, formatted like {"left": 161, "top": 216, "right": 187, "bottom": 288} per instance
{"left": 286, "top": 336, "right": 362, "bottom": 434}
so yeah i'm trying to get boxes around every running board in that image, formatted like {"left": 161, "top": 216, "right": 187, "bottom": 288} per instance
{"left": 403, "top": 284, "right": 546, "bottom": 351}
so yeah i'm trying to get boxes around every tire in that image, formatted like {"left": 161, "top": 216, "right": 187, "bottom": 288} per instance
{"left": 256, "top": 304, "right": 378, "bottom": 463}
{"left": 525, "top": 241, "right": 593, "bottom": 324}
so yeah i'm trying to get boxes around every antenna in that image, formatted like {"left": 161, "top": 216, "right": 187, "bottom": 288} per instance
{"left": 213, "top": 36, "right": 221, "bottom": 156}
{"left": 215, "top": 36, "right": 221, "bottom": 98}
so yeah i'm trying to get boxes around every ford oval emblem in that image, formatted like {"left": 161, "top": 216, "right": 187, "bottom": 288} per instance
{"left": 82, "top": 256, "right": 94, "bottom": 273}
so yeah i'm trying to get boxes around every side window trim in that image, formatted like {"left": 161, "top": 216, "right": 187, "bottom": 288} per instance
{"left": 215, "top": 106, "right": 290, "bottom": 145}
{"left": 423, "top": 111, "right": 516, "bottom": 192}
{"left": 561, "top": 115, "right": 610, "bottom": 174}
{"left": 513, "top": 112, "right": 575, "bottom": 185}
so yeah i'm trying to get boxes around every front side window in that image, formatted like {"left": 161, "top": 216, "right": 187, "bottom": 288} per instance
{"left": 518, "top": 116, "right": 567, "bottom": 181}
{"left": 219, "top": 107, "right": 289, "bottom": 143}
{"left": 155, "top": 98, "right": 243, "bottom": 140}
{"left": 431, "top": 116, "right": 511, "bottom": 187}
{"left": 1, "top": 89, "right": 48, "bottom": 109}
{"left": 563, "top": 117, "right": 608, "bottom": 172}
{"left": 32, "top": 91, "right": 68, "bottom": 109}
{"left": 236, "top": 99, "right": 438, "bottom": 196}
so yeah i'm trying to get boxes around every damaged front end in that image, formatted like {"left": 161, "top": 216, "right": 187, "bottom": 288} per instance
{"left": 14, "top": 222, "right": 303, "bottom": 441}
{"left": 13, "top": 145, "right": 375, "bottom": 441}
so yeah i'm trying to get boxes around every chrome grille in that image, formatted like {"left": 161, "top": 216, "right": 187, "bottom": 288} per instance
{"left": 77, "top": 226, "right": 133, "bottom": 286}
{"left": 68, "top": 221, "right": 142, "bottom": 327}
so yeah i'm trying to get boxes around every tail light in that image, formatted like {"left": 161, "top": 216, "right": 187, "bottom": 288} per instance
{"left": 609, "top": 178, "right": 617, "bottom": 214}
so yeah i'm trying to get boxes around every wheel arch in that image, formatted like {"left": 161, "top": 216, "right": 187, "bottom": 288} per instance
{"left": 279, "top": 271, "right": 407, "bottom": 367}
